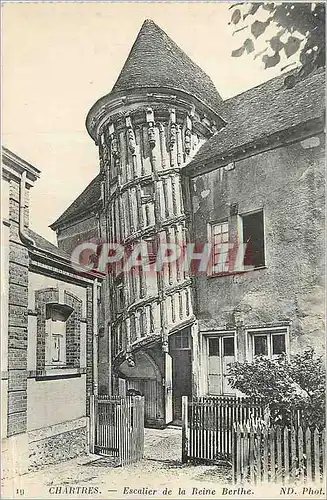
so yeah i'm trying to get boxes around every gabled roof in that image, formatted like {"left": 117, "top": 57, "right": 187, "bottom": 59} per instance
{"left": 185, "top": 69, "right": 325, "bottom": 175}
{"left": 50, "top": 174, "right": 101, "bottom": 229}
{"left": 28, "top": 229, "right": 71, "bottom": 260}
{"left": 28, "top": 228, "right": 104, "bottom": 280}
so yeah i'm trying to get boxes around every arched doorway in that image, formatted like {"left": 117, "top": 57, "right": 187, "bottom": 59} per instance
{"left": 119, "top": 350, "right": 164, "bottom": 427}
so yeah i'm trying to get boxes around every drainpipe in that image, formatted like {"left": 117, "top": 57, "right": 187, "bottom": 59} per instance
{"left": 20, "top": 171, "right": 102, "bottom": 274}
{"left": 93, "top": 278, "right": 98, "bottom": 396}
{"left": 19, "top": 171, "right": 36, "bottom": 246}
{"left": 19, "top": 170, "right": 68, "bottom": 261}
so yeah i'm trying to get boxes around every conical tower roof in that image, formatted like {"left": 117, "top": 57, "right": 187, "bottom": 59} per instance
{"left": 111, "top": 19, "right": 222, "bottom": 113}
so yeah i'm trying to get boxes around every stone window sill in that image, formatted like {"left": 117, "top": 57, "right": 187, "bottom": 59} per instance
{"left": 207, "top": 266, "right": 267, "bottom": 279}
{"left": 28, "top": 367, "right": 86, "bottom": 380}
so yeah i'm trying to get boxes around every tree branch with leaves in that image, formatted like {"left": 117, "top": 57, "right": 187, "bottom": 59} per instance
{"left": 230, "top": 2, "right": 325, "bottom": 86}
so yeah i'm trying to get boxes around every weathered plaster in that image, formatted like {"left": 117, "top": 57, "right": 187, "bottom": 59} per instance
{"left": 190, "top": 135, "right": 325, "bottom": 357}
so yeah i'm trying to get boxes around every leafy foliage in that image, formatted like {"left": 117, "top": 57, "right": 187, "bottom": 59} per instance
{"left": 230, "top": 2, "right": 325, "bottom": 85}
{"left": 227, "top": 348, "right": 325, "bottom": 428}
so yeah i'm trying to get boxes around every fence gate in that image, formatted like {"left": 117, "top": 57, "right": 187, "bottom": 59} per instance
{"left": 182, "top": 396, "right": 267, "bottom": 464}
{"left": 91, "top": 395, "right": 144, "bottom": 466}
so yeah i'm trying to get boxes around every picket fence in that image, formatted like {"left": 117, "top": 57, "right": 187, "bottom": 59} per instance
{"left": 90, "top": 395, "right": 144, "bottom": 466}
{"left": 182, "top": 395, "right": 268, "bottom": 463}
{"left": 232, "top": 422, "right": 326, "bottom": 485}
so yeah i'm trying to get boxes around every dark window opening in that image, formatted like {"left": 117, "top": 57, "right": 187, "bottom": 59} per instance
{"left": 117, "top": 285, "right": 124, "bottom": 312}
{"left": 272, "top": 334, "right": 286, "bottom": 355}
{"left": 144, "top": 238, "right": 156, "bottom": 264}
{"left": 139, "top": 310, "right": 146, "bottom": 337}
{"left": 46, "top": 303, "right": 73, "bottom": 322}
{"left": 141, "top": 184, "right": 153, "bottom": 196}
{"left": 223, "top": 337, "right": 235, "bottom": 356}
{"left": 130, "top": 315, "right": 137, "bottom": 343}
{"left": 243, "top": 211, "right": 265, "bottom": 268}
{"left": 208, "top": 338, "right": 220, "bottom": 356}
{"left": 254, "top": 335, "right": 268, "bottom": 356}
{"left": 170, "top": 329, "right": 190, "bottom": 350}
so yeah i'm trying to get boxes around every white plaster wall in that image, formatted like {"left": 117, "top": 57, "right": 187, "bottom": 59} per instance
{"left": 27, "top": 375, "right": 86, "bottom": 431}
{"left": 27, "top": 273, "right": 88, "bottom": 431}
{"left": 1, "top": 380, "right": 8, "bottom": 439}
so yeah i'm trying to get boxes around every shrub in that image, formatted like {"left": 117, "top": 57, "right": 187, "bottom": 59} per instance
{"left": 227, "top": 348, "right": 325, "bottom": 428}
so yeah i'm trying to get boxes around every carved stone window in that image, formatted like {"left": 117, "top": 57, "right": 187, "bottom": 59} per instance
{"left": 35, "top": 288, "right": 82, "bottom": 373}
{"left": 141, "top": 184, "right": 154, "bottom": 203}
{"left": 45, "top": 303, "right": 73, "bottom": 367}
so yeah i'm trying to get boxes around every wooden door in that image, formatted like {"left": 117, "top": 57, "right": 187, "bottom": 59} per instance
{"left": 172, "top": 350, "right": 192, "bottom": 421}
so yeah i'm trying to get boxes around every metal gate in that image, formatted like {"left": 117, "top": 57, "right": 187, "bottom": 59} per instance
{"left": 90, "top": 395, "right": 144, "bottom": 465}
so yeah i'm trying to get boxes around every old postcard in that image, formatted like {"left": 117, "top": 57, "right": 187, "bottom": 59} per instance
{"left": 1, "top": 1, "right": 325, "bottom": 499}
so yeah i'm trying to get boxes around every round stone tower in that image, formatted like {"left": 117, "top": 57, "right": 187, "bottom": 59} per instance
{"left": 86, "top": 19, "right": 225, "bottom": 426}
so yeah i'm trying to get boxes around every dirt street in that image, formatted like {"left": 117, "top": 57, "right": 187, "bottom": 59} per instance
{"left": 2, "top": 428, "right": 231, "bottom": 499}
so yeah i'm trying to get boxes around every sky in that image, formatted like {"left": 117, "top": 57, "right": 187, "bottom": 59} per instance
{"left": 2, "top": 2, "right": 296, "bottom": 243}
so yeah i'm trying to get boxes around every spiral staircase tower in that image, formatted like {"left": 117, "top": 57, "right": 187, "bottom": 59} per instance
{"left": 86, "top": 20, "right": 225, "bottom": 425}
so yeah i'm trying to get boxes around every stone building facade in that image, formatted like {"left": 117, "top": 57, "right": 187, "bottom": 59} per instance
{"left": 51, "top": 20, "right": 325, "bottom": 427}
{"left": 1, "top": 147, "right": 100, "bottom": 476}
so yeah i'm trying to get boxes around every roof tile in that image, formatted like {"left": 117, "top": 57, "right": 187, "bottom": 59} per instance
{"left": 28, "top": 229, "right": 71, "bottom": 260}
{"left": 186, "top": 69, "right": 325, "bottom": 172}
{"left": 111, "top": 19, "right": 223, "bottom": 114}
{"left": 50, "top": 174, "right": 101, "bottom": 228}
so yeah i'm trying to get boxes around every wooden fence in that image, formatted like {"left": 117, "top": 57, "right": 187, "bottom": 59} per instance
{"left": 232, "top": 422, "right": 326, "bottom": 485}
{"left": 90, "top": 395, "right": 144, "bottom": 466}
{"left": 182, "top": 396, "right": 268, "bottom": 463}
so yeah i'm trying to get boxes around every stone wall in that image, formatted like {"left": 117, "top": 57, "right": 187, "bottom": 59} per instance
{"left": 2, "top": 180, "right": 9, "bottom": 438}
{"left": 2, "top": 152, "right": 96, "bottom": 478}
{"left": 7, "top": 178, "right": 29, "bottom": 437}
{"left": 28, "top": 417, "right": 88, "bottom": 470}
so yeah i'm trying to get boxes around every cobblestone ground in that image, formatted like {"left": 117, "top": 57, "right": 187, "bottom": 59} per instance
{"left": 2, "top": 428, "right": 232, "bottom": 499}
